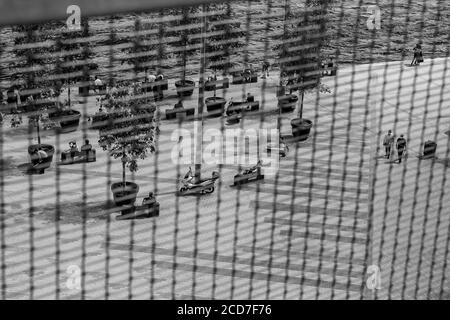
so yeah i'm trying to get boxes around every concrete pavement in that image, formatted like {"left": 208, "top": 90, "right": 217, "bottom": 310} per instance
{"left": 0, "top": 57, "right": 448, "bottom": 299}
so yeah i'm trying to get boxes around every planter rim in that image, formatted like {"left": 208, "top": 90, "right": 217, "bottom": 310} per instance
{"left": 111, "top": 181, "right": 139, "bottom": 190}
{"left": 175, "top": 79, "right": 195, "bottom": 86}
{"left": 49, "top": 108, "right": 81, "bottom": 118}
{"left": 291, "top": 118, "right": 313, "bottom": 125}
{"left": 205, "top": 96, "right": 226, "bottom": 103}
{"left": 28, "top": 143, "right": 55, "bottom": 153}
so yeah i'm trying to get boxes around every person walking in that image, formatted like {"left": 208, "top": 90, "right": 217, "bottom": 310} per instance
{"left": 411, "top": 43, "right": 423, "bottom": 66}
{"left": 261, "top": 61, "right": 270, "bottom": 78}
{"left": 383, "top": 130, "right": 395, "bottom": 159}
{"left": 396, "top": 134, "right": 407, "bottom": 163}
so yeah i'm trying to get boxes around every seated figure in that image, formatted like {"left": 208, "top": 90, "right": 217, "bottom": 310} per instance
{"left": 81, "top": 139, "right": 92, "bottom": 152}
{"left": 142, "top": 192, "right": 156, "bottom": 207}
{"left": 174, "top": 100, "right": 184, "bottom": 109}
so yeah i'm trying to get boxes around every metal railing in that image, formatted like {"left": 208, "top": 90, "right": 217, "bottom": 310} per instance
{"left": 0, "top": 0, "right": 449, "bottom": 300}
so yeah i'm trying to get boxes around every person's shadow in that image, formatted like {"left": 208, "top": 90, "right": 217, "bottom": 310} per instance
{"left": 17, "top": 162, "right": 43, "bottom": 175}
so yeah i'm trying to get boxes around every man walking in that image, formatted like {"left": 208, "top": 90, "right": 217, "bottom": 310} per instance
{"left": 383, "top": 130, "right": 394, "bottom": 159}
{"left": 396, "top": 134, "right": 407, "bottom": 163}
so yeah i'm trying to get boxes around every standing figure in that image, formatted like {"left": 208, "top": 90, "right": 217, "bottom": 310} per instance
{"left": 396, "top": 134, "right": 407, "bottom": 163}
{"left": 261, "top": 61, "right": 270, "bottom": 78}
{"left": 411, "top": 43, "right": 423, "bottom": 66}
{"left": 383, "top": 130, "right": 395, "bottom": 159}
{"left": 156, "top": 72, "right": 164, "bottom": 101}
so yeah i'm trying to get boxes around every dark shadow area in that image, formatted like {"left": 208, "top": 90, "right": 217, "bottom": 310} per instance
{"left": 31, "top": 200, "right": 117, "bottom": 224}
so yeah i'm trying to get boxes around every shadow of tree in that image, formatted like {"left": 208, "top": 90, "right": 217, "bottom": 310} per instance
{"left": 32, "top": 200, "right": 118, "bottom": 224}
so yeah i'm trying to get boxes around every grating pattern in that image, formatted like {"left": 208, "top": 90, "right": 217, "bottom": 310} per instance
{"left": 0, "top": 0, "right": 449, "bottom": 300}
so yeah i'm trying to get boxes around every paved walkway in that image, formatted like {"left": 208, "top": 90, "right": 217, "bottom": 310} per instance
{"left": 0, "top": 57, "right": 448, "bottom": 299}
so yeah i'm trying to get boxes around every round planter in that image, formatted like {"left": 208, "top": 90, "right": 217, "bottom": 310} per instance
{"left": 175, "top": 80, "right": 195, "bottom": 97}
{"left": 278, "top": 94, "right": 298, "bottom": 113}
{"left": 49, "top": 109, "right": 81, "bottom": 133}
{"left": 291, "top": 118, "right": 313, "bottom": 141}
{"left": 205, "top": 97, "right": 226, "bottom": 116}
{"left": 111, "top": 181, "right": 140, "bottom": 207}
{"left": 28, "top": 144, "right": 55, "bottom": 174}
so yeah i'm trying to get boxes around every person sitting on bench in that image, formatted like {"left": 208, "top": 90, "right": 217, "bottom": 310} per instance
{"left": 68, "top": 141, "right": 79, "bottom": 159}
{"left": 246, "top": 93, "right": 255, "bottom": 103}
{"left": 81, "top": 139, "right": 92, "bottom": 156}
{"left": 142, "top": 192, "right": 156, "bottom": 207}
{"left": 174, "top": 100, "right": 184, "bottom": 109}
{"left": 94, "top": 76, "right": 103, "bottom": 93}
{"left": 244, "top": 69, "right": 252, "bottom": 83}
{"left": 30, "top": 148, "right": 48, "bottom": 166}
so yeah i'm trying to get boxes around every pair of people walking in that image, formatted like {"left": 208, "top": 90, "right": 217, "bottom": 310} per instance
{"left": 411, "top": 43, "right": 424, "bottom": 66}
{"left": 383, "top": 130, "right": 407, "bottom": 163}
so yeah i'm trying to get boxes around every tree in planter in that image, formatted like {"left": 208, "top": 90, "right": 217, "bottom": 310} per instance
{"left": 11, "top": 24, "right": 57, "bottom": 165}
{"left": 53, "top": 18, "right": 97, "bottom": 102}
{"left": 46, "top": 19, "right": 98, "bottom": 132}
{"left": 204, "top": 3, "right": 246, "bottom": 97}
{"left": 275, "top": 0, "right": 332, "bottom": 139}
{"left": 121, "top": 18, "right": 159, "bottom": 76}
{"left": 167, "top": 6, "right": 202, "bottom": 96}
{"left": 97, "top": 86, "right": 159, "bottom": 209}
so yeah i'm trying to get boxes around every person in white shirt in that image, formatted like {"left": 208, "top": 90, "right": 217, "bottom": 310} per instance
{"left": 94, "top": 76, "right": 103, "bottom": 93}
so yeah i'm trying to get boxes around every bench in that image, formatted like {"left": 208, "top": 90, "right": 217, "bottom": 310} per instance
{"left": 60, "top": 149, "right": 96, "bottom": 164}
{"left": 143, "top": 79, "right": 169, "bottom": 92}
{"left": 165, "top": 107, "right": 195, "bottom": 120}
{"left": 225, "top": 101, "right": 260, "bottom": 116}
{"left": 232, "top": 69, "right": 258, "bottom": 84}
{"left": 205, "top": 78, "right": 230, "bottom": 91}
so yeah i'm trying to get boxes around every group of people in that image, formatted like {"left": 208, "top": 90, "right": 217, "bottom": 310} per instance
{"left": 66, "top": 139, "right": 93, "bottom": 159}
{"left": 383, "top": 130, "right": 408, "bottom": 163}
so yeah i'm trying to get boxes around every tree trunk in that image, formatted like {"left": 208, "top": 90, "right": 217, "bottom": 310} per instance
{"left": 213, "top": 70, "right": 217, "bottom": 97}
{"left": 36, "top": 118, "right": 41, "bottom": 145}
{"left": 182, "top": 42, "right": 187, "bottom": 83}
{"left": 298, "top": 90, "right": 304, "bottom": 119}
{"left": 122, "top": 156, "right": 126, "bottom": 192}
{"left": 68, "top": 82, "right": 71, "bottom": 107}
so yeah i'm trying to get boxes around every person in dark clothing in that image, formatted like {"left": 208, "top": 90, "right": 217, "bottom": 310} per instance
{"left": 174, "top": 100, "right": 184, "bottom": 109}
{"left": 396, "top": 135, "right": 407, "bottom": 163}
{"left": 156, "top": 72, "right": 164, "bottom": 101}
{"left": 383, "top": 130, "right": 394, "bottom": 159}
{"left": 81, "top": 139, "right": 92, "bottom": 152}
{"left": 411, "top": 44, "right": 423, "bottom": 66}
{"left": 261, "top": 61, "right": 270, "bottom": 78}
{"left": 142, "top": 192, "right": 156, "bottom": 207}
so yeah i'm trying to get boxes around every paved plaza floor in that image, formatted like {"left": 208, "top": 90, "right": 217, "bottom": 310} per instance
{"left": 0, "top": 57, "right": 449, "bottom": 299}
